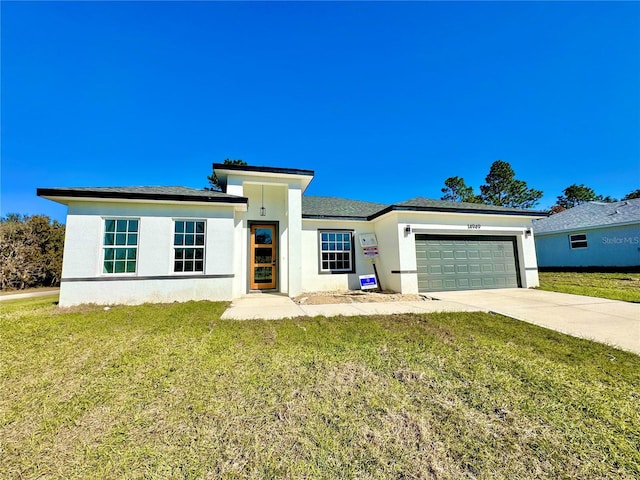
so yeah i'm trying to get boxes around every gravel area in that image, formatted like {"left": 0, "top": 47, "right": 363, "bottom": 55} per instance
{"left": 293, "top": 290, "right": 426, "bottom": 305}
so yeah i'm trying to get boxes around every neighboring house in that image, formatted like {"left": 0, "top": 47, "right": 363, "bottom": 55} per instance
{"left": 38, "top": 164, "right": 547, "bottom": 306}
{"left": 533, "top": 199, "right": 640, "bottom": 269}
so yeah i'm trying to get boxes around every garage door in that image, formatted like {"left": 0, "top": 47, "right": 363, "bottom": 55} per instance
{"left": 415, "top": 235, "right": 520, "bottom": 292}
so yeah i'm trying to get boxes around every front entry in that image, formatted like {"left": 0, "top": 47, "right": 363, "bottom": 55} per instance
{"left": 250, "top": 224, "right": 277, "bottom": 290}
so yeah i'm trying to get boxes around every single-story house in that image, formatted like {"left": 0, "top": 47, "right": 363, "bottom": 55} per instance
{"left": 533, "top": 199, "right": 640, "bottom": 270}
{"left": 38, "top": 164, "right": 547, "bottom": 306}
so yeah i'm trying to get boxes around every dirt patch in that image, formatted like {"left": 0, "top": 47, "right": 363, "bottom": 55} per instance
{"left": 293, "top": 290, "right": 426, "bottom": 305}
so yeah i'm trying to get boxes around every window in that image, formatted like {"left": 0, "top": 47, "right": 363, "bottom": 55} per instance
{"left": 319, "top": 230, "right": 354, "bottom": 273}
{"left": 569, "top": 233, "right": 588, "bottom": 249}
{"left": 103, "top": 219, "right": 138, "bottom": 274}
{"left": 174, "top": 220, "right": 205, "bottom": 272}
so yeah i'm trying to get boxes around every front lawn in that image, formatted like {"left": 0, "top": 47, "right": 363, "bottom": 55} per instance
{"left": 1, "top": 295, "right": 638, "bottom": 479}
{"left": 538, "top": 271, "right": 640, "bottom": 302}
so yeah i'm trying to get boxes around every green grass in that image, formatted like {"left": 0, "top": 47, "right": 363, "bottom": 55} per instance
{"left": 1, "top": 295, "right": 639, "bottom": 479}
{"left": 539, "top": 271, "right": 640, "bottom": 303}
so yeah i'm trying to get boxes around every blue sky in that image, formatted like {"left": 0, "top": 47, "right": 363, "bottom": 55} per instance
{"left": 2, "top": 1, "right": 639, "bottom": 223}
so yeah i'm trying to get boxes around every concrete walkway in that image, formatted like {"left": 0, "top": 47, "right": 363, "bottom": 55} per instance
{"left": 432, "top": 289, "right": 640, "bottom": 354}
{"left": 221, "top": 289, "right": 640, "bottom": 355}
{"left": 0, "top": 288, "right": 60, "bottom": 302}
{"left": 220, "top": 293, "right": 483, "bottom": 320}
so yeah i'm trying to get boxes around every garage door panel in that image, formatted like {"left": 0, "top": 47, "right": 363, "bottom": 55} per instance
{"left": 415, "top": 235, "right": 520, "bottom": 292}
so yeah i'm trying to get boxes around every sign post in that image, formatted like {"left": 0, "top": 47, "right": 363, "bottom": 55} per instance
{"left": 358, "top": 233, "right": 383, "bottom": 291}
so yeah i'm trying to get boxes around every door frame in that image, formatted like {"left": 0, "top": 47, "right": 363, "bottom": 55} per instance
{"left": 248, "top": 221, "right": 279, "bottom": 291}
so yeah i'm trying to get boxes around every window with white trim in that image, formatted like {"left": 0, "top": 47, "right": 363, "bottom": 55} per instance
{"left": 174, "top": 220, "right": 205, "bottom": 272}
{"left": 319, "top": 230, "right": 354, "bottom": 273}
{"left": 103, "top": 218, "right": 138, "bottom": 274}
{"left": 569, "top": 233, "right": 588, "bottom": 249}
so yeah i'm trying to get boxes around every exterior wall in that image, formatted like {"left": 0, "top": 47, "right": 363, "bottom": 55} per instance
{"left": 300, "top": 219, "right": 376, "bottom": 292}
{"left": 372, "top": 214, "right": 403, "bottom": 292}
{"left": 59, "top": 201, "right": 236, "bottom": 306}
{"left": 535, "top": 224, "right": 640, "bottom": 268}
{"left": 228, "top": 180, "right": 295, "bottom": 296}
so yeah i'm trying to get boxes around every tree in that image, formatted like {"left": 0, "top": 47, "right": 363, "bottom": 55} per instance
{"left": 556, "top": 184, "right": 600, "bottom": 209}
{"left": 622, "top": 189, "right": 640, "bottom": 200}
{"left": 548, "top": 205, "right": 567, "bottom": 215}
{"left": 0, "top": 214, "right": 65, "bottom": 290}
{"left": 206, "top": 158, "right": 248, "bottom": 191}
{"left": 479, "top": 160, "right": 543, "bottom": 209}
{"left": 440, "top": 176, "right": 480, "bottom": 203}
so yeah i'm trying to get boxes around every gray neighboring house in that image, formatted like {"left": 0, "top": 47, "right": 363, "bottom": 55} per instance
{"left": 533, "top": 199, "right": 640, "bottom": 269}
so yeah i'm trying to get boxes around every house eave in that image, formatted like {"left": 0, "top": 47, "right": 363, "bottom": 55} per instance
{"left": 37, "top": 189, "right": 248, "bottom": 209}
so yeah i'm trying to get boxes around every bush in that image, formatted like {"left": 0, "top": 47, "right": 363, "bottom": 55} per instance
{"left": 0, "top": 214, "right": 65, "bottom": 290}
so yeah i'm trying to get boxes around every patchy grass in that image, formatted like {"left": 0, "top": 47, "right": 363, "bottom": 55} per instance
{"left": 1, "top": 297, "right": 639, "bottom": 479}
{"left": 539, "top": 271, "right": 640, "bottom": 303}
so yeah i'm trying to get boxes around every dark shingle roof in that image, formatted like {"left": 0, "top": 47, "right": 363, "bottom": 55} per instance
{"left": 302, "top": 196, "right": 546, "bottom": 220}
{"left": 533, "top": 199, "right": 640, "bottom": 234}
{"left": 302, "top": 196, "right": 387, "bottom": 220}
{"left": 37, "top": 186, "right": 247, "bottom": 204}
{"left": 383, "top": 197, "right": 548, "bottom": 217}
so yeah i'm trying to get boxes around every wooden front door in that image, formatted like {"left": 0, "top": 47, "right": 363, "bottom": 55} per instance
{"left": 250, "top": 224, "right": 277, "bottom": 290}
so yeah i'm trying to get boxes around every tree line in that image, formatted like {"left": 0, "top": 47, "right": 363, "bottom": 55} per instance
{"left": 440, "top": 160, "right": 639, "bottom": 212}
{"left": 0, "top": 214, "right": 65, "bottom": 290}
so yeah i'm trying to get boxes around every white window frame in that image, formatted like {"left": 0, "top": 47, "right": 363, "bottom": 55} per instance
{"left": 569, "top": 233, "right": 588, "bottom": 249}
{"left": 173, "top": 219, "right": 206, "bottom": 274}
{"left": 102, "top": 218, "right": 139, "bottom": 275}
{"left": 318, "top": 230, "right": 354, "bottom": 274}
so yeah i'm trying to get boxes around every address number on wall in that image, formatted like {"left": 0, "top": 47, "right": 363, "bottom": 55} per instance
{"left": 467, "top": 224, "right": 481, "bottom": 229}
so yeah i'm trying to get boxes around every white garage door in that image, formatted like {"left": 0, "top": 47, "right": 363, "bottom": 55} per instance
{"left": 415, "top": 235, "right": 520, "bottom": 292}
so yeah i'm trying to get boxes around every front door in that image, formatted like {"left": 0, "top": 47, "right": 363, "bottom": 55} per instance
{"left": 250, "top": 224, "right": 277, "bottom": 290}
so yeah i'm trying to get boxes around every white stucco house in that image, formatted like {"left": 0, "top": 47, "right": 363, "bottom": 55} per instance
{"left": 533, "top": 199, "right": 640, "bottom": 269}
{"left": 38, "top": 164, "right": 547, "bottom": 306}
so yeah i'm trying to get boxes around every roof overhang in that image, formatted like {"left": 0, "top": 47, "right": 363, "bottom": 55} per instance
{"left": 37, "top": 188, "right": 248, "bottom": 210}
{"left": 213, "top": 164, "right": 315, "bottom": 192}
{"left": 369, "top": 204, "right": 549, "bottom": 221}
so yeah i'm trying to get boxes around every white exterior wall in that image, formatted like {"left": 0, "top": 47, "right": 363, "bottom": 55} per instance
{"left": 59, "top": 201, "right": 237, "bottom": 306}
{"left": 371, "top": 214, "right": 403, "bottom": 292}
{"left": 300, "top": 219, "right": 376, "bottom": 292}
{"left": 225, "top": 174, "right": 307, "bottom": 297}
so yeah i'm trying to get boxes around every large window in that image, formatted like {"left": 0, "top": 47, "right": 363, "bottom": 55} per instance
{"left": 174, "top": 220, "right": 205, "bottom": 272}
{"left": 103, "top": 218, "right": 138, "bottom": 274}
{"left": 319, "top": 230, "right": 354, "bottom": 273}
{"left": 569, "top": 233, "right": 588, "bottom": 249}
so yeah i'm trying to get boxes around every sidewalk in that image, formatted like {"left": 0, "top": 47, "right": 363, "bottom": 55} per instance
{"left": 220, "top": 293, "right": 483, "bottom": 320}
{"left": 0, "top": 289, "right": 60, "bottom": 302}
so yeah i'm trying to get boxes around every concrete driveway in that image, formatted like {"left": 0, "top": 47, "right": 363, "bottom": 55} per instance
{"left": 431, "top": 289, "right": 640, "bottom": 354}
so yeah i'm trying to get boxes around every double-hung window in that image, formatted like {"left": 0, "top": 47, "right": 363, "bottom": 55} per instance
{"left": 569, "top": 233, "right": 588, "bottom": 249}
{"left": 319, "top": 230, "right": 354, "bottom": 273}
{"left": 174, "top": 220, "right": 205, "bottom": 272}
{"left": 103, "top": 218, "right": 138, "bottom": 274}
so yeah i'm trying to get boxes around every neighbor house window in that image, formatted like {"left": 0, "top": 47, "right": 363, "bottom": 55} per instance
{"left": 174, "top": 220, "right": 205, "bottom": 272}
{"left": 569, "top": 233, "right": 588, "bottom": 249}
{"left": 319, "top": 230, "right": 354, "bottom": 273}
{"left": 103, "top": 218, "right": 138, "bottom": 274}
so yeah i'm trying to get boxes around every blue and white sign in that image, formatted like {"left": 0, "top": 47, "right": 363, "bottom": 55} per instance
{"left": 359, "top": 274, "right": 378, "bottom": 290}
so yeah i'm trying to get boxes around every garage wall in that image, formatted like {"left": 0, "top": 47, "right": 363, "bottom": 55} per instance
{"left": 390, "top": 211, "right": 540, "bottom": 291}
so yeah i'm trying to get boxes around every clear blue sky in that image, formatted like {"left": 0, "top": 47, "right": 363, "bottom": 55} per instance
{"left": 2, "top": 1, "right": 639, "bottom": 223}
